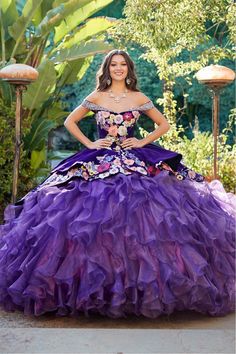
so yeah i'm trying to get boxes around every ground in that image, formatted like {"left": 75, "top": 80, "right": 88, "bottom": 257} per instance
{"left": 0, "top": 309, "right": 234, "bottom": 353}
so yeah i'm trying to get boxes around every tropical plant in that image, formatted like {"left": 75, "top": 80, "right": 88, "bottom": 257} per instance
{"left": 0, "top": 0, "right": 116, "bottom": 176}
{"left": 139, "top": 111, "right": 236, "bottom": 192}
{"left": 111, "top": 0, "right": 236, "bottom": 143}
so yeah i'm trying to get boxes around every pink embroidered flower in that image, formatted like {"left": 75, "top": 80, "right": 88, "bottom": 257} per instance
{"left": 123, "top": 158, "right": 134, "bottom": 166}
{"left": 123, "top": 112, "right": 133, "bottom": 121}
{"left": 97, "top": 162, "right": 111, "bottom": 173}
{"left": 188, "top": 170, "right": 196, "bottom": 179}
{"left": 82, "top": 171, "right": 89, "bottom": 180}
{"left": 108, "top": 125, "right": 118, "bottom": 136}
{"left": 101, "top": 111, "right": 110, "bottom": 118}
{"left": 113, "top": 158, "right": 121, "bottom": 166}
{"left": 161, "top": 162, "right": 173, "bottom": 172}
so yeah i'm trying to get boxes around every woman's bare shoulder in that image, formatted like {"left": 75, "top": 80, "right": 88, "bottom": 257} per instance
{"left": 84, "top": 90, "right": 102, "bottom": 104}
{"left": 133, "top": 91, "right": 152, "bottom": 105}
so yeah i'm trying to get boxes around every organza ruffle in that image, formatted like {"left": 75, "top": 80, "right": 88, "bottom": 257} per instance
{"left": 0, "top": 171, "right": 235, "bottom": 318}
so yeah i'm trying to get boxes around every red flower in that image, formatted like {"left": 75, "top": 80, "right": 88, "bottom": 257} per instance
{"left": 147, "top": 165, "right": 161, "bottom": 176}
{"left": 123, "top": 112, "right": 133, "bottom": 121}
{"left": 97, "top": 162, "right": 111, "bottom": 173}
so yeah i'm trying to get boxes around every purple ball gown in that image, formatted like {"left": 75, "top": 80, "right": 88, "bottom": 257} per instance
{"left": 0, "top": 99, "right": 235, "bottom": 319}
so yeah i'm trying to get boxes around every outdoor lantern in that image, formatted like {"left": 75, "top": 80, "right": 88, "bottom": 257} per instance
{"left": 0, "top": 64, "right": 39, "bottom": 203}
{"left": 196, "top": 64, "right": 235, "bottom": 180}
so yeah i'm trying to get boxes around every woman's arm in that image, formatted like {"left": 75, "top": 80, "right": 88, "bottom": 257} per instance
{"left": 139, "top": 105, "right": 170, "bottom": 146}
{"left": 64, "top": 92, "right": 112, "bottom": 149}
{"left": 121, "top": 94, "right": 170, "bottom": 149}
{"left": 64, "top": 105, "right": 94, "bottom": 148}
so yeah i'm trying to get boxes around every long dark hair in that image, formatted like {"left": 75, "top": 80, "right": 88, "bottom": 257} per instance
{"left": 96, "top": 49, "right": 140, "bottom": 92}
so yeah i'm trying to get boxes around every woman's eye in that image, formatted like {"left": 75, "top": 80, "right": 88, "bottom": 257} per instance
{"left": 110, "top": 63, "right": 127, "bottom": 66}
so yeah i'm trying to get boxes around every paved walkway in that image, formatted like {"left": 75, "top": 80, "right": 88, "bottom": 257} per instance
{"left": 0, "top": 309, "right": 235, "bottom": 353}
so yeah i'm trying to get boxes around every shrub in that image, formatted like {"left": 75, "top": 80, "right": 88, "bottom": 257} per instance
{"left": 0, "top": 98, "right": 36, "bottom": 222}
{"left": 140, "top": 115, "right": 236, "bottom": 193}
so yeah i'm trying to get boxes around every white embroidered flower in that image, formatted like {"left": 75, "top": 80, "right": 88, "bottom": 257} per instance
{"left": 136, "top": 166, "right": 148, "bottom": 175}
{"left": 176, "top": 174, "right": 184, "bottom": 180}
{"left": 97, "top": 115, "right": 106, "bottom": 125}
{"left": 101, "top": 111, "right": 110, "bottom": 118}
{"left": 118, "top": 125, "right": 127, "bottom": 136}
{"left": 106, "top": 135, "right": 115, "bottom": 142}
{"left": 132, "top": 110, "right": 140, "bottom": 119}
{"left": 114, "top": 114, "right": 123, "bottom": 124}
{"left": 98, "top": 171, "right": 110, "bottom": 178}
{"left": 110, "top": 166, "right": 119, "bottom": 174}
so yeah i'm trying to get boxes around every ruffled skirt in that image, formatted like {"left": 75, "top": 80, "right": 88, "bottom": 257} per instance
{"left": 0, "top": 170, "right": 235, "bottom": 318}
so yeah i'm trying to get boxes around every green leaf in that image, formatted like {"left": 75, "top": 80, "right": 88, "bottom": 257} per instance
{"left": 31, "top": 148, "right": 46, "bottom": 169}
{"left": 8, "top": 0, "right": 44, "bottom": 58}
{"left": 0, "top": 80, "right": 13, "bottom": 106}
{"left": 36, "top": 0, "right": 94, "bottom": 38}
{"left": 24, "top": 117, "right": 56, "bottom": 152}
{"left": 54, "top": 16, "right": 116, "bottom": 51}
{"left": 45, "top": 102, "right": 69, "bottom": 124}
{"left": 0, "top": 0, "right": 18, "bottom": 41}
{"left": 56, "top": 56, "right": 94, "bottom": 86}
{"left": 53, "top": 0, "right": 113, "bottom": 43}
{"left": 22, "top": 58, "right": 57, "bottom": 110}
{"left": 50, "top": 39, "right": 113, "bottom": 63}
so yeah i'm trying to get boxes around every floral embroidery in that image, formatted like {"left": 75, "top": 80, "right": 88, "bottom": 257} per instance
{"left": 34, "top": 148, "right": 204, "bottom": 192}
{"left": 96, "top": 110, "right": 140, "bottom": 135}
{"left": 156, "top": 161, "right": 205, "bottom": 182}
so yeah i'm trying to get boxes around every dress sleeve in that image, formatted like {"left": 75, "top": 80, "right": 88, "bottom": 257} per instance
{"left": 81, "top": 99, "right": 98, "bottom": 112}
{"left": 138, "top": 100, "right": 155, "bottom": 111}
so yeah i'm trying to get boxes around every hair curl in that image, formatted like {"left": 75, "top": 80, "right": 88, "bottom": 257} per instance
{"left": 96, "top": 49, "right": 140, "bottom": 92}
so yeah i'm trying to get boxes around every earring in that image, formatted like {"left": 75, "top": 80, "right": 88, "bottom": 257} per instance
{"left": 106, "top": 78, "right": 111, "bottom": 85}
{"left": 126, "top": 77, "right": 131, "bottom": 85}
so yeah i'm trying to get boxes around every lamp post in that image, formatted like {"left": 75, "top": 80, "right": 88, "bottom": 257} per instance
{"left": 0, "top": 64, "right": 38, "bottom": 203}
{"left": 196, "top": 64, "right": 235, "bottom": 180}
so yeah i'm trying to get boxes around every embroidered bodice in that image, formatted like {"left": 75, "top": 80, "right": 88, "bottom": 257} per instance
{"left": 81, "top": 99, "right": 155, "bottom": 151}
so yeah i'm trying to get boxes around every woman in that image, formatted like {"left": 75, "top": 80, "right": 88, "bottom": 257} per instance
{"left": 0, "top": 49, "right": 235, "bottom": 319}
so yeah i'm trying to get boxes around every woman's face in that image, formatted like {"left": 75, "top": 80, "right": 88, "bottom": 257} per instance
{"left": 108, "top": 54, "right": 128, "bottom": 82}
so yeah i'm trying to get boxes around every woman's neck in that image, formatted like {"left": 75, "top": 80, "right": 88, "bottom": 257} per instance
{"left": 109, "top": 80, "right": 128, "bottom": 93}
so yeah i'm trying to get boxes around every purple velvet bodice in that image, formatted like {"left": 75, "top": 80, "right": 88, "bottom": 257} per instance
{"left": 81, "top": 99, "right": 155, "bottom": 151}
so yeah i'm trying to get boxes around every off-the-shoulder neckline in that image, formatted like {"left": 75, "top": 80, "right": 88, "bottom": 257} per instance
{"left": 83, "top": 99, "right": 153, "bottom": 114}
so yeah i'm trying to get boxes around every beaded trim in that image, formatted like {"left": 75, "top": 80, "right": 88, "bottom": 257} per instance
{"left": 81, "top": 99, "right": 154, "bottom": 113}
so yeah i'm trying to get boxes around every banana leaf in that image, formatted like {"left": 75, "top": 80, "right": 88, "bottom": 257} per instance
{"left": 22, "top": 58, "right": 57, "bottom": 110}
